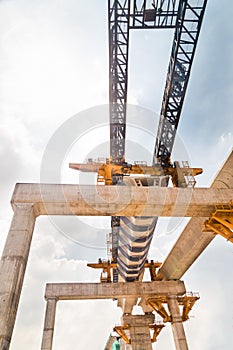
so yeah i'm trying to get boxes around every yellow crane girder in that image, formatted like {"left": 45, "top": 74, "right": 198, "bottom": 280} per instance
{"left": 69, "top": 160, "right": 202, "bottom": 187}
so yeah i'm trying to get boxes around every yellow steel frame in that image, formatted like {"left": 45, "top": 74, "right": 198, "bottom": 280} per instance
{"left": 146, "top": 298, "right": 171, "bottom": 322}
{"left": 69, "top": 160, "right": 202, "bottom": 186}
{"left": 203, "top": 202, "right": 233, "bottom": 243}
{"left": 114, "top": 323, "right": 165, "bottom": 344}
{"left": 146, "top": 292, "right": 200, "bottom": 323}
{"left": 87, "top": 259, "right": 162, "bottom": 283}
{"left": 178, "top": 292, "right": 200, "bottom": 321}
{"left": 114, "top": 325, "right": 131, "bottom": 344}
{"left": 150, "top": 323, "right": 165, "bottom": 343}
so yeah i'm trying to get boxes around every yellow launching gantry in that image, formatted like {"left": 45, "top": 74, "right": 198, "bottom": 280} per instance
{"left": 69, "top": 158, "right": 203, "bottom": 188}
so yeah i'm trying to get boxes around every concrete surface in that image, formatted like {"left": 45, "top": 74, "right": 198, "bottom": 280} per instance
{"left": 0, "top": 204, "right": 36, "bottom": 349}
{"left": 11, "top": 183, "right": 232, "bottom": 217}
{"left": 45, "top": 281, "right": 186, "bottom": 300}
{"left": 41, "top": 298, "right": 57, "bottom": 350}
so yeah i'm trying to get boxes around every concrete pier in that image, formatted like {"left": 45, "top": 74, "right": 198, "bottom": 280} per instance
{"left": 0, "top": 204, "right": 36, "bottom": 349}
{"left": 41, "top": 298, "right": 57, "bottom": 350}
{"left": 167, "top": 296, "right": 189, "bottom": 350}
{"left": 122, "top": 314, "right": 155, "bottom": 350}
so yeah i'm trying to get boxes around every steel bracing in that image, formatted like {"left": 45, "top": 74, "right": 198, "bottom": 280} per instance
{"left": 108, "top": 0, "right": 130, "bottom": 282}
{"left": 109, "top": 0, "right": 130, "bottom": 165}
{"left": 108, "top": 0, "right": 208, "bottom": 281}
{"left": 130, "top": 0, "right": 179, "bottom": 29}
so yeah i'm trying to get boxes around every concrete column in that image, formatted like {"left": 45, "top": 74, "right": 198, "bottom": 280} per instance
{"left": 0, "top": 204, "right": 36, "bottom": 350}
{"left": 167, "top": 295, "right": 188, "bottom": 350}
{"left": 122, "top": 314, "right": 154, "bottom": 350}
{"left": 41, "top": 298, "right": 57, "bottom": 350}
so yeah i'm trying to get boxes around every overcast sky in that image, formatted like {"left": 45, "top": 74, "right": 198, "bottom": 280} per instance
{"left": 0, "top": 0, "right": 233, "bottom": 349}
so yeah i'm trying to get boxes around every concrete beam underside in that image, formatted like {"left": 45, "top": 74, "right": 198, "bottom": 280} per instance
{"left": 12, "top": 184, "right": 232, "bottom": 217}
{"left": 45, "top": 281, "right": 186, "bottom": 300}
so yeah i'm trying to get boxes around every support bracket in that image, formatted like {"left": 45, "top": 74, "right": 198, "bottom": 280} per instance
{"left": 203, "top": 202, "right": 233, "bottom": 243}
{"left": 87, "top": 259, "right": 162, "bottom": 283}
{"left": 114, "top": 322, "right": 165, "bottom": 344}
{"left": 146, "top": 292, "right": 200, "bottom": 322}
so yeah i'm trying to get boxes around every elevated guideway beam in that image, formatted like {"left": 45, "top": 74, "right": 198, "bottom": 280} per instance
{"left": 157, "top": 149, "right": 233, "bottom": 280}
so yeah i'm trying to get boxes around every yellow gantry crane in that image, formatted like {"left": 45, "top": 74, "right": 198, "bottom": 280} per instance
{"left": 70, "top": 0, "right": 212, "bottom": 348}
{"left": 70, "top": 159, "right": 202, "bottom": 187}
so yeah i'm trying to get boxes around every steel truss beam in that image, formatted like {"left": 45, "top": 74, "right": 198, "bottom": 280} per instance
{"left": 130, "top": 0, "right": 179, "bottom": 29}
{"left": 109, "top": 0, "right": 208, "bottom": 167}
{"left": 109, "top": 0, "right": 130, "bottom": 165}
{"left": 109, "top": 0, "right": 130, "bottom": 282}
{"left": 153, "top": 0, "right": 208, "bottom": 165}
